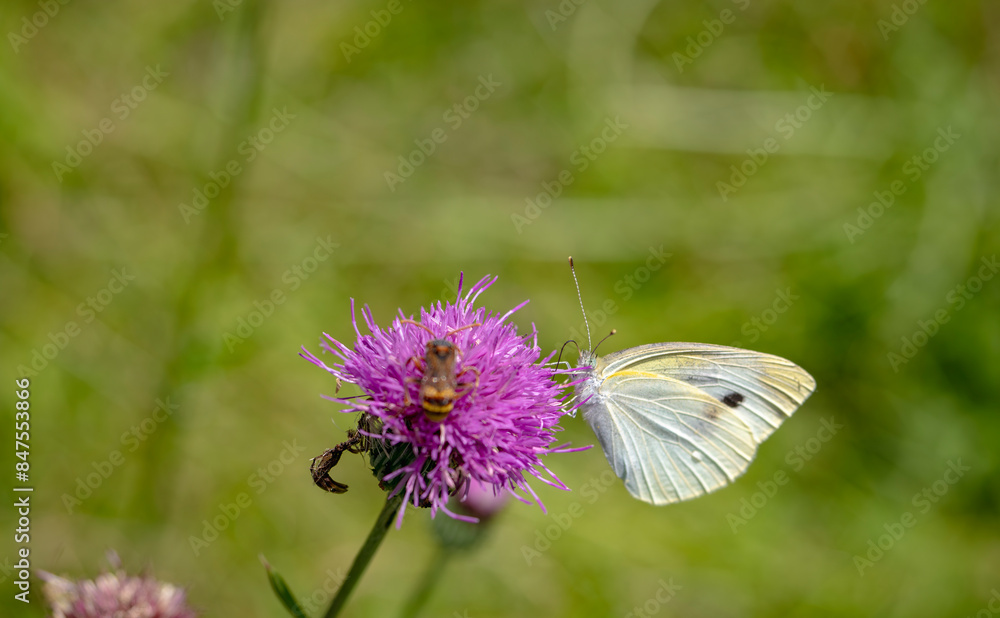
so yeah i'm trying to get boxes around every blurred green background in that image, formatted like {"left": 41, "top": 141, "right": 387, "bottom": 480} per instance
{"left": 1, "top": 0, "right": 998, "bottom": 616}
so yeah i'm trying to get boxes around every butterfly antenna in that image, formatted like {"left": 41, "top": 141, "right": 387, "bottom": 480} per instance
{"left": 556, "top": 339, "right": 580, "bottom": 369}
{"left": 568, "top": 256, "right": 592, "bottom": 351}
{"left": 593, "top": 329, "right": 616, "bottom": 355}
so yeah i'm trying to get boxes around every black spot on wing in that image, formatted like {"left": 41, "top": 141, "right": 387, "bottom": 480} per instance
{"left": 721, "top": 392, "right": 744, "bottom": 408}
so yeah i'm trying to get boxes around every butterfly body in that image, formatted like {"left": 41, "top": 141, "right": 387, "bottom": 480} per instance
{"left": 576, "top": 342, "right": 816, "bottom": 506}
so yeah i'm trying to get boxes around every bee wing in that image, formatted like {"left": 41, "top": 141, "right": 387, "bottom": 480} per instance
{"left": 583, "top": 371, "right": 757, "bottom": 505}
{"left": 600, "top": 342, "right": 816, "bottom": 442}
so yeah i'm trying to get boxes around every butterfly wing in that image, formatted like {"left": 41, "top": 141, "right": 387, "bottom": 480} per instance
{"left": 579, "top": 343, "right": 815, "bottom": 505}
{"left": 600, "top": 343, "right": 816, "bottom": 442}
{"left": 582, "top": 370, "right": 757, "bottom": 505}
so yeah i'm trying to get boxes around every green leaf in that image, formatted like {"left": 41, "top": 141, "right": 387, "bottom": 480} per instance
{"left": 260, "top": 555, "right": 309, "bottom": 618}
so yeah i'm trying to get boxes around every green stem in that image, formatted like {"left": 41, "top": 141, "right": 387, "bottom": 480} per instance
{"left": 398, "top": 546, "right": 452, "bottom": 618}
{"left": 323, "top": 495, "right": 404, "bottom": 618}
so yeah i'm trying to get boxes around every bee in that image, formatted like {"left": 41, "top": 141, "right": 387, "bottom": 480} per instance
{"left": 401, "top": 320, "right": 480, "bottom": 422}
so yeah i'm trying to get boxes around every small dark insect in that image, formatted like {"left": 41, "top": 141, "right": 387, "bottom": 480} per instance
{"left": 310, "top": 414, "right": 379, "bottom": 493}
{"left": 401, "top": 319, "right": 480, "bottom": 422}
{"left": 721, "top": 392, "right": 745, "bottom": 408}
{"left": 310, "top": 446, "right": 351, "bottom": 493}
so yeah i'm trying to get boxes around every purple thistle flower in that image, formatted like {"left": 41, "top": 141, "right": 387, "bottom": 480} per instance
{"left": 459, "top": 478, "right": 511, "bottom": 522}
{"left": 38, "top": 551, "right": 197, "bottom": 618}
{"left": 302, "top": 274, "right": 586, "bottom": 526}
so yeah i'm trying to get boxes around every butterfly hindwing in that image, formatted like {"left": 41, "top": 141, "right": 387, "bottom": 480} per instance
{"left": 584, "top": 370, "right": 757, "bottom": 505}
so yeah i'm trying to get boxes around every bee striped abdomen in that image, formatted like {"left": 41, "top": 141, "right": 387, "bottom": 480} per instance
{"left": 420, "top": 390, "right": 455, "bottom": 421}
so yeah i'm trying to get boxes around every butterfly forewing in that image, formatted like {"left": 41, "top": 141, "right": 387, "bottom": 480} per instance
{"left": 599, "top": 343, "right": 816, "bottom": 442}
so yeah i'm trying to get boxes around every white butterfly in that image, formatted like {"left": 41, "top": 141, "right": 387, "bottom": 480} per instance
{"left": 576, "top": 343, "right": 815, "bottom": 505}
{"left": 568, "top": 259, "right": 816, "bottom": 506}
